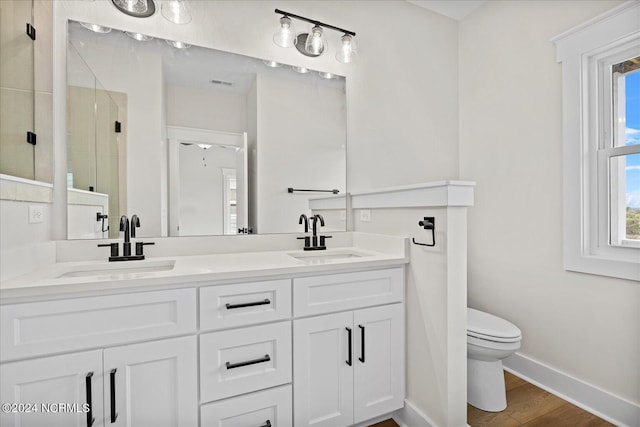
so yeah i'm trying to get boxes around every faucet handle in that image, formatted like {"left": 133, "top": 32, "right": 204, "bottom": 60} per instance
{"left": 297, "top": 236, "right": 311, "bottom": 248}
{"left": 319, "top": 235, "right": 332, "bottom": 247}
{"left": 135, "top": 241, "right": 154, "bottom": 256}
{"left": 98, "top": 243, "right": 119, "bottom": 257}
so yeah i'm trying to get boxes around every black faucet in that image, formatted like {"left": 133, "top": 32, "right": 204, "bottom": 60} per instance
{"left": 311, "top": 214, "right": 324, "bottom": 242}
{"left": 299, "top": 214, "right": 309, "bottom": 233}
{"left": 131, "top": 214, "right": 140, "bottom": 238}
{"left": 297, "top": 214, "right": 311, "bottom": 248}
{"left": 120, "top": 215, "right": 131, "bottom": 256}
{"left": 298, "top": 214, "right": 331, "bottom": 251}
{"left": 98, "top": 214, "right": 153, "bottom": 261}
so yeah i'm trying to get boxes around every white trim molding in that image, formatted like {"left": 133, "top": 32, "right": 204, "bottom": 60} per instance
{"left": 351, "top": 181, "right": 475, "bottom": 209}
{"left": 504, "top": 353, "right": 640, "bottom": 427}
{"left": 0, "top": 174, "right": 53, "bottom": 203}
{"left": 391, "top": 399, "right": 435, "bottom": 427}
{"left": 553, "top": 1, "right": 640, "bottom": 281}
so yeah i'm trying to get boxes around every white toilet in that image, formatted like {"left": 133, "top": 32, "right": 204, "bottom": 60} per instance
{"left": 467, "top": 307, "right": 522, "bottom": 412}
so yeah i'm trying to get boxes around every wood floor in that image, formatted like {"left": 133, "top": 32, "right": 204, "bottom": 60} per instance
{"left": 467, "top": 371, "right": 614, "bottom": 426}
{"left": 370, "top": 371, "right": 613, "bottom": 427}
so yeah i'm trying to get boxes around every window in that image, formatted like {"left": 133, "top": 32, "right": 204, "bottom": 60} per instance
{"left": 554, "top": 2, "right": 640, "bottom": 281}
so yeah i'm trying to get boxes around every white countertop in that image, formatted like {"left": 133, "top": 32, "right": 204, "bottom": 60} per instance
{"left": 1, "top": 246, "right": 408, "bottom": 301}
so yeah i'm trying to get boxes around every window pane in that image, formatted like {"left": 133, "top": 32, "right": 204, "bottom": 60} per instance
{"left": 613, "top": 57, "right": 640, "bottom": 148}
{"left": 610, "top": 153, "right": 640, "bottom": 244}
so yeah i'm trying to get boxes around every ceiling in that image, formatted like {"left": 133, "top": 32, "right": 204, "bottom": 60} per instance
{"left": 406, "top": 0, "right": 486, "bottom": 21}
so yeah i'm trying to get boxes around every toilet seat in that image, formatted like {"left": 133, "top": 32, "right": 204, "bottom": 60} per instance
{"left": 467, "top": 308, "right": 521, "bottom": 343}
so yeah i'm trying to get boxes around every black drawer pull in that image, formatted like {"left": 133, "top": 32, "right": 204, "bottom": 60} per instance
{"left": 260, "top": 421, "right": 272, "bottom": 427}
{"left": 359, "top": 325, "right": 365, "bottom": 363}
{"left": 346, "top": 327, "right": 352, "bottom": 366}
{"left": 85, "top": 372, "right": 94, "bottom": 427}
{"left": 225, "top": 299, "right": 270, "bottom": 309}
{"left": 110, "top": 369, "right": 118, "bottom": 423}
{"left": 226, "top": 354, "right": 271, "bottom": 369}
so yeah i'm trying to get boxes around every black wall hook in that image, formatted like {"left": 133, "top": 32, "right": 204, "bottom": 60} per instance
{"left": 412, "top": 217, "right": 435, "bottom": 247}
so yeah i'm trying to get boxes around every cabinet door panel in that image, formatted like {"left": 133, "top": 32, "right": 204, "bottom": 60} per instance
{"left": 353, "top": 304, "right": 404, "bottom": 423}
{"left": 293, "top": 312, "right": 353, "bottom": 427}
{"left": 103, "top": 336, "right": 197, "bottom": 427}
{"left": 0, "top": 350, "right": 103, "bottom": 427}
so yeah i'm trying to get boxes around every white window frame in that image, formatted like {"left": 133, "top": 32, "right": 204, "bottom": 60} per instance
{"left": 553, "top": 1, "right": 640, "bottom": 281}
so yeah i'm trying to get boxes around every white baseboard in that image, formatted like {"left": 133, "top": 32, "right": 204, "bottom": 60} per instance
{"left": 392, "top": 399, "right": 436, "bottom": 427}
{"left": 504, "top": 352, "right": 640, "bottom": 427}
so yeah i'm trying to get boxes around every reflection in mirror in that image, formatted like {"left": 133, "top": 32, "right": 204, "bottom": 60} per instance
{"left": 0, "top": 0, "right": 53, "bottom": 184}
{"left": 66, "top": 21, "right": 346, "bottom": 239}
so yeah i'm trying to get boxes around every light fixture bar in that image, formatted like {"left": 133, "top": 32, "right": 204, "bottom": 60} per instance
{"left": 274, "top": 8, "right": 355, "bottom": 37}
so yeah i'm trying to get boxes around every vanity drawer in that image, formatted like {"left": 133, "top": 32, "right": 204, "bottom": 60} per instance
{"left": 200, "top": 279, "right": 291, "bottom": 331}
{"left": 200, "top": 321, "right": 291, "bottom": 403}
{"left": 200, "top": 384, "right": 292, "bottom": 427}
{"left": 0, "top": 288, "right": 196, "bottom": 362}
{"left": 293, "top": 267, "right": 404, "bottom": 317}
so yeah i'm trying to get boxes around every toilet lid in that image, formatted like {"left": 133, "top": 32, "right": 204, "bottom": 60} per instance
{"left": 467, "top": 307, "right": 521, "bottom": 343}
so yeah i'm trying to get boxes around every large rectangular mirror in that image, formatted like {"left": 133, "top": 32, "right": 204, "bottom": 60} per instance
{"left": 66, "top": 21, "right": 347, "bottom": 239}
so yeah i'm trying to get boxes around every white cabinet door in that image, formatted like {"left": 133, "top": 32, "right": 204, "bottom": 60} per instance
{"left": 0, "top": 350, "right": 104, "bottom": 427}
{"left": 103, "top": 336, "right": 197, "bottom": 427}
{"left": 353, "top": 304, "right": 404, "bottom": 424}
{"left": 293, "top": 312, "right": 353, "bottom": 427}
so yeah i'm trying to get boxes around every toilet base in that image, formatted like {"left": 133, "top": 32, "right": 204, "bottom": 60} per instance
{"left": 467, "top": 358, "right": 507, "bottom": 412}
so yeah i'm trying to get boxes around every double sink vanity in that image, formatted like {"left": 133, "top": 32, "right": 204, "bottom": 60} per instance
{"left": 0, "top": 233, "right": 408, "bottom": 427}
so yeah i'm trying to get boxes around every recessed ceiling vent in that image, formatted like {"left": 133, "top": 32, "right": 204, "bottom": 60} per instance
{"left": 211, "top": 79, "right": 233, "bottom": 86}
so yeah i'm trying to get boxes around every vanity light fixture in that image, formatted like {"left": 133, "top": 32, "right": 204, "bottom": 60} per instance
{"left": 273, "top": 8, "right": 357, "bottom": 63}
{"left": 111, "top": 0, "right": 156, "bottom": 18}
{"left": 80, "top": 22, "right": 112, "bottom": 33}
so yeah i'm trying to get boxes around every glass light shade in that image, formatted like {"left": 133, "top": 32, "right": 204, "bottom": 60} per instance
{"left": 263, "top": 60, "right": 283, "bottom": 68}
{"left": 166, "top": 39, "right": 191, "bottom": 49}
{"left": 274, "top": 16, "right": 296, "bottom": 48}
{"left": 292, "top": 66, "right": 310, "bottom": 74}
{"left": 336, "top": 34, "right": 357, "bottom": 63}
{"left": 111, "top": 0, "right": 155, "bottom": 18}
{"left": 125, "top": 32, "right": 153, "bottom": 41}
{"left": 318, "top": 71, "right": 335, "bottom": 79}
{"left": 161, "top": 0, "right": 192, "bottom": 25}
{"left": 305, "top": 25, "right": 325, "bottom": 55}
{"left": 80, "top": 22, "right": 112, "bottom": 33}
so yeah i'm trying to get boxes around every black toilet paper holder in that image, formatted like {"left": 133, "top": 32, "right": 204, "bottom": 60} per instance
{"left": 412, "top": 217, "right": 435, "bottom": 247}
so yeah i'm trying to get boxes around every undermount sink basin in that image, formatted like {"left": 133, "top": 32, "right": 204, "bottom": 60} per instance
{"left": 57, "top": 260, "right": 176, "bottom": 279}
{"left": 287, "top": 250, "right": 369, "bottom": 263}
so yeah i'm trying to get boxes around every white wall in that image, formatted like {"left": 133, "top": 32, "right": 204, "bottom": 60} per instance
{"left": 459, "top": 0, "right": 639, "bottom": 406}
{"left": 166, "top": 85, "right": 248, "bottom": 133}
{"left": 0, "top": 199, "right": 55, "bottom": 281}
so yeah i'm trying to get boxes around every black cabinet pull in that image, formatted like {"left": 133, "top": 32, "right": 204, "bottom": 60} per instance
{"left": 260, "top": 421, "right": 272, "bottom": 427}
{"left": 226, "top": 354, "right": 270, "bottom": 370}
{"left": 110, "top": 369, "right": 118, "bottom": 423}
{"left": 358, "top": 325, "right": 365, "bottom": 363}
{"left": 225, "top": 299, "right": 270, "bottom": 310}
{"left": 85, "top": 372, "right": 94, "bottom": 427}
{"left": 346, "top": 327, "right": 352, "bottom": 366}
